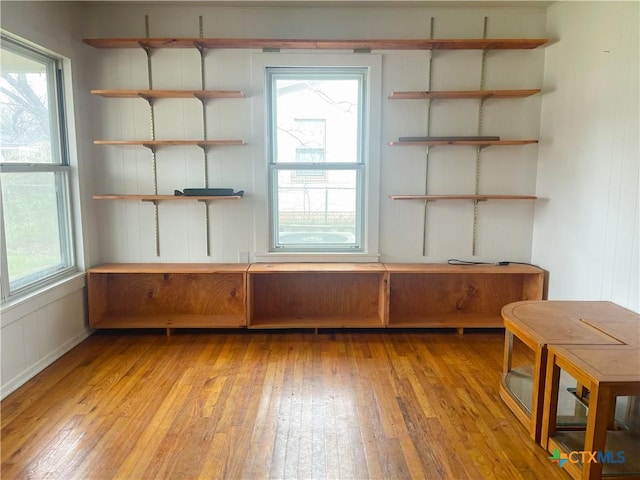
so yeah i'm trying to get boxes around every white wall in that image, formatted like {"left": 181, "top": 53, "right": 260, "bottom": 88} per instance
{"left": 533, "top": 1, "right": 639, "bottom": 312}
{"left": 84, "top": 3, "right": 547, "bottom": 264}
{"left": 0, "top": 1, "right": 94, "bottom": 398}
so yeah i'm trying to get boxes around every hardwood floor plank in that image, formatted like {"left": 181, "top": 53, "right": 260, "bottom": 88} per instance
{"left": 110, "top": 381, "right": 194, "bottom": 478}
{"left": 2, "top": 330, "right": 569, "bottom": 480}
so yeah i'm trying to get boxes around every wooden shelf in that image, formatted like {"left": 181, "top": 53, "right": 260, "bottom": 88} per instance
{"left": 83, "top": 37, "right": 547, "bottom": 51}
{"left": 93, "top": 194, "right": 243, "bottom": 201}
{"left": 387, "top": 313, "right": 504, "bottom": 329}
{"left": 389, "top": 89, "right": 541, "bottom": 100}
{"left": 389, "top": 194, "right": 537, "bottom": 201}
{"left": 248, "top": 263, "right": 388, "bottom": 328}
{"left": 385, "top": 263, "right": 543, "bottom": 275}
{"left": 91, "top": 314, "right": 246, "bottom": 329}
{"left": 87, "top": 264, "right": 249, "bottom": 330}
{"left": 93, "top": 139, "right": 246, "bottom": 146}
{"left": 385, "top": 263, "right": 544, "bottom": 329}
{"left": 87, "top": 263, "right": 544, "bottom": 332}
{"left": 248, "top": 262, "right": 387, "bottom": 273}
{"left": 89, "top": 263, "right": 249, "bottom": 274}
{"left": 91, "top": 89, "right": 245, "bottom": 99}
{"left": 249, "top": 314, "right": 385, "bottom": 329}
{"left": 389, "top": 139, "right": 538, "bottom": 146}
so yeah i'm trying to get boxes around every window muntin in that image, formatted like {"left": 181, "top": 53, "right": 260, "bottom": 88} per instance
{"left": 267, "top": 67, "right": 366, "bottom": 251}
{"left": 0, "top": 35, "right": 75, "bottom": 300}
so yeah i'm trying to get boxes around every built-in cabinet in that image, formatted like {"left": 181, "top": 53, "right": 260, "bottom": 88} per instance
{"left": 87, "top": 263, "right": 544, "bottom": 334}
{"left": 386, "top": 263, "right": 544, "bottom": 329}
{"left": 87, "top": 263, "right": 248, "bottom": 331}
{"left": 248, "top": 263, "right": 388, "bottom": 329}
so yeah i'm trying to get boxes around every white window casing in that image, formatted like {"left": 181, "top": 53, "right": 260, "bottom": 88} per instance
{"left": 252, "top": 53, "right": 381, "bottom": 263}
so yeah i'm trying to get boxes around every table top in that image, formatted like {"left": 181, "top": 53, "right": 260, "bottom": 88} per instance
{"left": 502, "top": 300, "right": 636, "bottom": 346}
{"left": 547, "top": 344, "right": 640, "bottom": 385}
{"left": 580, "top": 312, "right": 640, "bottom": 346}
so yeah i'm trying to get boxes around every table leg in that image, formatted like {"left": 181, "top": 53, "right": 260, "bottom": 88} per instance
{"left": 582, "top": 383, "right": 611, "bottom": 480}
{"left": 532, "top": 346, "right": 547, "bottom": 444}
{"left": 541, "top": 351, "right": 561, "bottom": 450}
{"left": 503, "top": 330, "right": 514, "bottom": 374}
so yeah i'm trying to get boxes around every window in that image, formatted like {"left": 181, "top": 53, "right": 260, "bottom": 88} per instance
{"left": 267, "top": 67, "right": 366, "bottom": 251}
{"left": 0, "top": 35, "right": 75, "bottom": 300}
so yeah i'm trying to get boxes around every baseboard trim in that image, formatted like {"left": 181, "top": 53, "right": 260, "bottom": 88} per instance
{"left": 1, "top": 328, "right": 92, "bottom": 400}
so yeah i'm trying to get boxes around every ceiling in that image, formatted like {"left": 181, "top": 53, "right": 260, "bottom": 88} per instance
{"left": 83, "top": 0, "right": 555, "bottom": 7}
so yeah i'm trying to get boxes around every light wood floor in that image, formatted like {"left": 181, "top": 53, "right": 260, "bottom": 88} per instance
{"left": 1, "top": 329, "right": 568, "bottom": 480}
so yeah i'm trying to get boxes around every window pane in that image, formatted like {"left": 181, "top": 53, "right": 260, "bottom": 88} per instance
{"left": 273, "top": 76, "right": 360, "bottom": 164}
{"left": 1, "top": 171, "right": 71, "bottom": 290}
{"left": 0, "top": 47, "right": 57, "bottom": 164}
{"left": 275, "top": 169, "right": 359, "bottom": 248}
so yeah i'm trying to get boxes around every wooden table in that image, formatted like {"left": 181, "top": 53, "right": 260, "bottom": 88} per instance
{"left": 500, "top": 301, "right": 638, "bottom": 443}
{"left": 541, "top": 344, "right": 640, "bottom": 480}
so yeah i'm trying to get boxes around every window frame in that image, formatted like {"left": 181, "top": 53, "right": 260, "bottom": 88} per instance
{"left": 0, "top": 34, "right": 77, "bottom": 301}
{"left": 266, "top": 66, "right": 368, "bottom": 253}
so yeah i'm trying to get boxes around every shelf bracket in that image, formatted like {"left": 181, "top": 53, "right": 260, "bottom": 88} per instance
{"left": 137, "top": 41, "right": 151, "bottom": 55}
{"left": 139, "top": 96, "right": 155, "bottom": 108}
{"left": 194, "top": 41, "right": 205, "bottom": 56}
{"left": 141, "top": 143, "right": 157, "bottom": 153}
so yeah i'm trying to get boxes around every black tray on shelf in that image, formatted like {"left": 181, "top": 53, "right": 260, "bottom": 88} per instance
{"left": 174, "top": 188, "right": 244, "bottom": 197}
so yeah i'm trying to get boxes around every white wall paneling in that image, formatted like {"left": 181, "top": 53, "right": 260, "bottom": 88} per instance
{"left": 533, "top": 1, "right": 639, "bottom": 311}
{"left": 84, "top": 4, "right": 546, "bottom": 263}
{"left": 0, "top": 1, "right": 93, "bottom": 398}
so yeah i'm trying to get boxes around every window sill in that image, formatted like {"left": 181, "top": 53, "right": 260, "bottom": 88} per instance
{"left": 254, "top": 252, "right": 381, "bottom": 263}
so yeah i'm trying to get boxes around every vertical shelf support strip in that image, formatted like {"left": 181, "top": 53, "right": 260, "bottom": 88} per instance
{"left": 198, "top": 146, "right": 212, "bottom": 257}
{"left": 198, "top": 199, "right": 211, "bottom": 257}
{"left": 144, "top": 15, "right": 161, "bottom": 257}
{"left": 198, "top": 16, "right": 211, "bottom": 257}
{"left": 422, "top": 16, "right": 435, "bottom": 257}
{"left": 472, "top": 16, "right": 489, "bottom": 256}
{"left": 197, "top": 16, "right": 210, "bottom": 188}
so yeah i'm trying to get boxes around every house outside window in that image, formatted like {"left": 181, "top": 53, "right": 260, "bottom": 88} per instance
{"left": 0, "top": 34, "right": 76, "bottom": 300}
{"left": 291, "top": 118, "right": 327, "bottom": 183}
